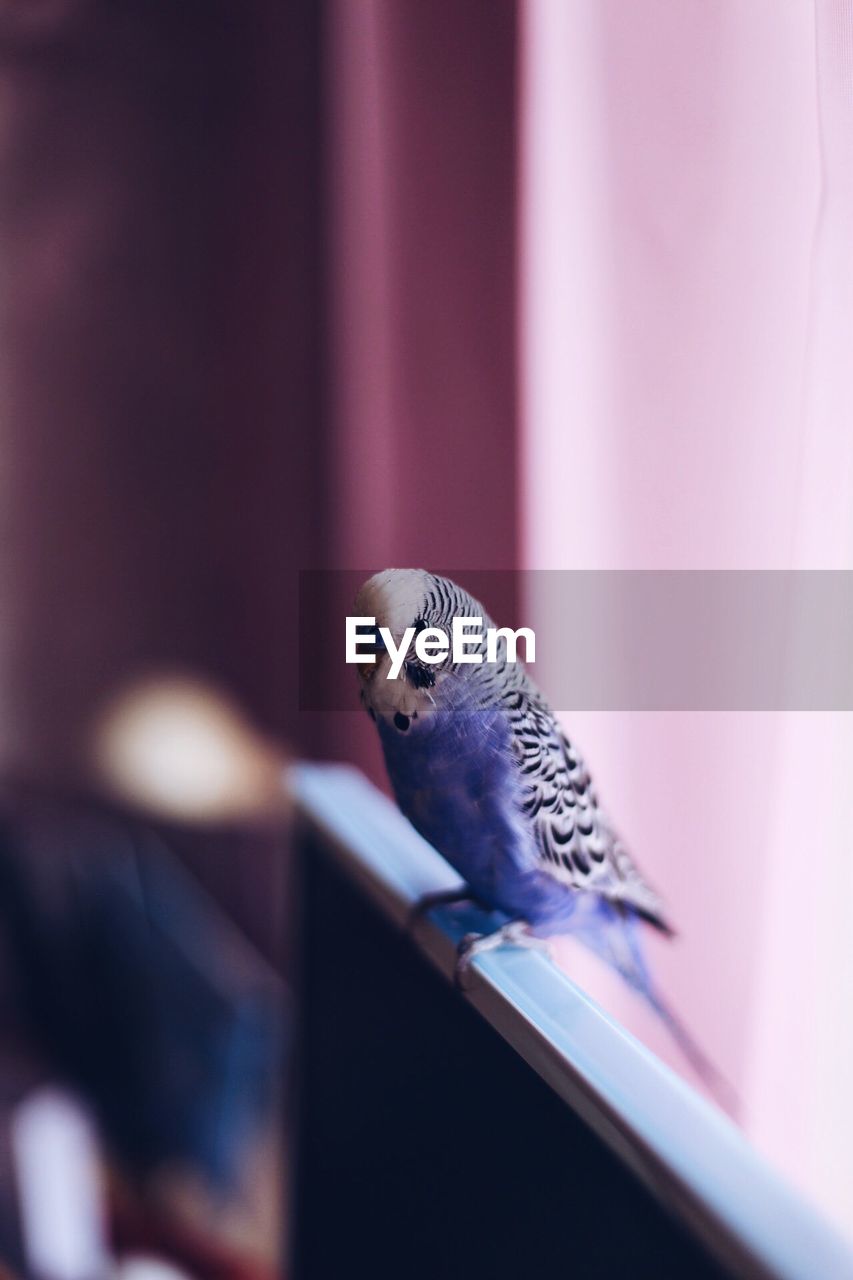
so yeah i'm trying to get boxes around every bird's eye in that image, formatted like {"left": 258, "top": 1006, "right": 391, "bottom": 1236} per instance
{"left": 413, "top": 617, "right": 428, "bottom": 634}
{"left": 405, "top": 661, "right": 436, "bottom": 690}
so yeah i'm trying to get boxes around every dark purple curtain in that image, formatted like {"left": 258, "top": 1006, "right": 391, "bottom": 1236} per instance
{"left": 0, "top": 0, "right": 324, "bottom": 780}
{"left": 0, "top": 0, "right": 518, "bottom": 776}
{"left": 0, "top": 0, "right": 519, "bottom": 935}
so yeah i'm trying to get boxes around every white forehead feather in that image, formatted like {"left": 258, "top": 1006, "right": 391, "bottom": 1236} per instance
{"left": 355, "top": 569, "right": 432, "bottom": 637}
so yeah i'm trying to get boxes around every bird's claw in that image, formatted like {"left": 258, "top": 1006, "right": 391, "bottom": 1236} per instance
{"left": 454, "top": 933, "right": 483, "bottom": 990}
{"left": 454, "top": 922, "right": 553, "bottom": 989}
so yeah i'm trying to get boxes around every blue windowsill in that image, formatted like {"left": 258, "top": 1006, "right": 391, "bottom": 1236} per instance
{"left": 293, "top": 760, "right": 853, "bottom": 1280}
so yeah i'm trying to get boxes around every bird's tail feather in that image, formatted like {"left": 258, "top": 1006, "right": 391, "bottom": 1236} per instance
{"left": 639, "top": 981, "right": 741, "bottom": 1120}
{"left": 566, "top": 899, "right": 741, "bottom": 1119}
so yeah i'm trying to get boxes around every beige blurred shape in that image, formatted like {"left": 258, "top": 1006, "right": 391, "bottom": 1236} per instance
{"left": 92, "top": 674, "right": 291, "bottom": 825}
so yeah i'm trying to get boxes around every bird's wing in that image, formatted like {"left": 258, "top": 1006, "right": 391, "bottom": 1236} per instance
{"left": 503, "top": 683, "right": 673, "bottom": 932}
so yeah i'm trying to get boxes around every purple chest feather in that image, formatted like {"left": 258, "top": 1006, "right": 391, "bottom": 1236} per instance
{"left": 378, "top": 704, "right": 577, "bottom": 929}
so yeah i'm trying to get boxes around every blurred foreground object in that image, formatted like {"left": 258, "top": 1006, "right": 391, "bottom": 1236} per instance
{"left": 12, "top": 1089, "right": 109, "bottom": 1280}
{"left": 0, "top": 793, "right": 282, "bottom": 1188}
{"left": 0, "top": 782, "right": 285, "bottom": 1273}
{"left": 92, "top": 675, "right": 292, "bottom": 826}
{"left": 10, "top": 1088, "right": 272, "bottom": 1280}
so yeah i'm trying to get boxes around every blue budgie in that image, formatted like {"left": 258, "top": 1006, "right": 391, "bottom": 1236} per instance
{"left": 355, "top": 568, "right": 735, "bottom": 1111}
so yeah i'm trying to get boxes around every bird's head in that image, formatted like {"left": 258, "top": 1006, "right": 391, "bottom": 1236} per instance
{"left": 354, "top": 568, "right": 458, "bottom": 733}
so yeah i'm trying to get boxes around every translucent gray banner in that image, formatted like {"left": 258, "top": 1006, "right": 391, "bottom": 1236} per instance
{"left": 527, "top": 570, "right": 853, "bottom": 711}
{"left": 299, "top": 570, "right": 853, "bottom": 711}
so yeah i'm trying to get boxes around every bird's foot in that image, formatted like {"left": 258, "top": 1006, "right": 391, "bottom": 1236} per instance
{"left": 454, "top": 921, "right": 553, "bottom": 989}
{"left": 406, "top": 886, "right": 478, "bottom": 934}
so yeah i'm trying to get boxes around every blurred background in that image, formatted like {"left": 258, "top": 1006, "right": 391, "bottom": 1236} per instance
{"left": 0, "top": 0, "right": 851, "bottom": 1269}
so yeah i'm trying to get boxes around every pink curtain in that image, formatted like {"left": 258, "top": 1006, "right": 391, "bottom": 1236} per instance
{"left": 751, "top": 0, "right": 853, "bottom": 1234}
{"left": 521, "top": 0, "right": 853, "bottom": 1238}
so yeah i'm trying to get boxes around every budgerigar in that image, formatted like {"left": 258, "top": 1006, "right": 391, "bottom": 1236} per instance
{"left": 355, "top": 568, "right": 734, "bottom": 1110}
